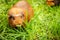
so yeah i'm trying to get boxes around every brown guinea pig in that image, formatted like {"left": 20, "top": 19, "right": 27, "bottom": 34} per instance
{"left": 46, "top": 0, "right": 60, "bottom": 6}
{"left": 8, "top": 1, "right": 34, "bottom": 27}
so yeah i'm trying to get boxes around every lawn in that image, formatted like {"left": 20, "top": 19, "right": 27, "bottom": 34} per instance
{"left": 0, "top": 0, "right": 60, "bottom": 40}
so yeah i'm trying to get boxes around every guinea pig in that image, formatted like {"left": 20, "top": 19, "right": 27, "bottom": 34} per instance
{"left": 8, "top": 1, "right": 34, "bottom": 27}
{"left": 46, "top": 0, "right": 60, "bottom": 6}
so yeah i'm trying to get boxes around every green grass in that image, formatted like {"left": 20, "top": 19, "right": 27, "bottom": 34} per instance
{"left": 0, "top": 0, "right": 60, "bottom": 40}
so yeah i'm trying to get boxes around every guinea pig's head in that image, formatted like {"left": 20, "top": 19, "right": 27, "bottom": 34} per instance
{"left": 8, "top": 7, "right": 26, "bottom": 27}
{"left": 47, "top": 0, "right": 55, "bottom": 6}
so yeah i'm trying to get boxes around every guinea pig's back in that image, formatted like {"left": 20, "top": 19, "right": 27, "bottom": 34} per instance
{"left": 47, "top": 0, "right": 60, "bottom": 6}
{"left": 54, "top": 0, "right": 60, "bottom": 5}
{"left": 14, "top": 1, "right": 34, "bottom": 21}
{"left": 13, "top": 1, "right": 30, "bottom": 9}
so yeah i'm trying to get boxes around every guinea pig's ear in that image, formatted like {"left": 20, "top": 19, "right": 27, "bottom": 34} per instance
{"left": 9, "top": 15, "right": 15, "bottom": 20}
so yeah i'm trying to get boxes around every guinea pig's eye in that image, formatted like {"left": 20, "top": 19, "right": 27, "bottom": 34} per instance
{"left": 51, "top": 1, "right": 54, "bottom": 2}
{"left": 20, "top": 13, "right": 24, "bottom": 18}
{"left": 9, "top": 16, "right": 15, "bottom": 20}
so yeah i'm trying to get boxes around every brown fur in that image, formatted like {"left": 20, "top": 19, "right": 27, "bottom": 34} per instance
{"left": 8, "top": 1, "right": 34, "bottom": 27}
{"left": 47, "top": 0, "right": 60, "bottom": 6}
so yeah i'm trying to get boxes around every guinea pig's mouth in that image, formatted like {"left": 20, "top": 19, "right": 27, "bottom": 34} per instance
{"left": 16, "top": 25, "right": 22, "bottom": 27}
{"left": 16, "top": 22, "right": 25, "bottom": 27}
